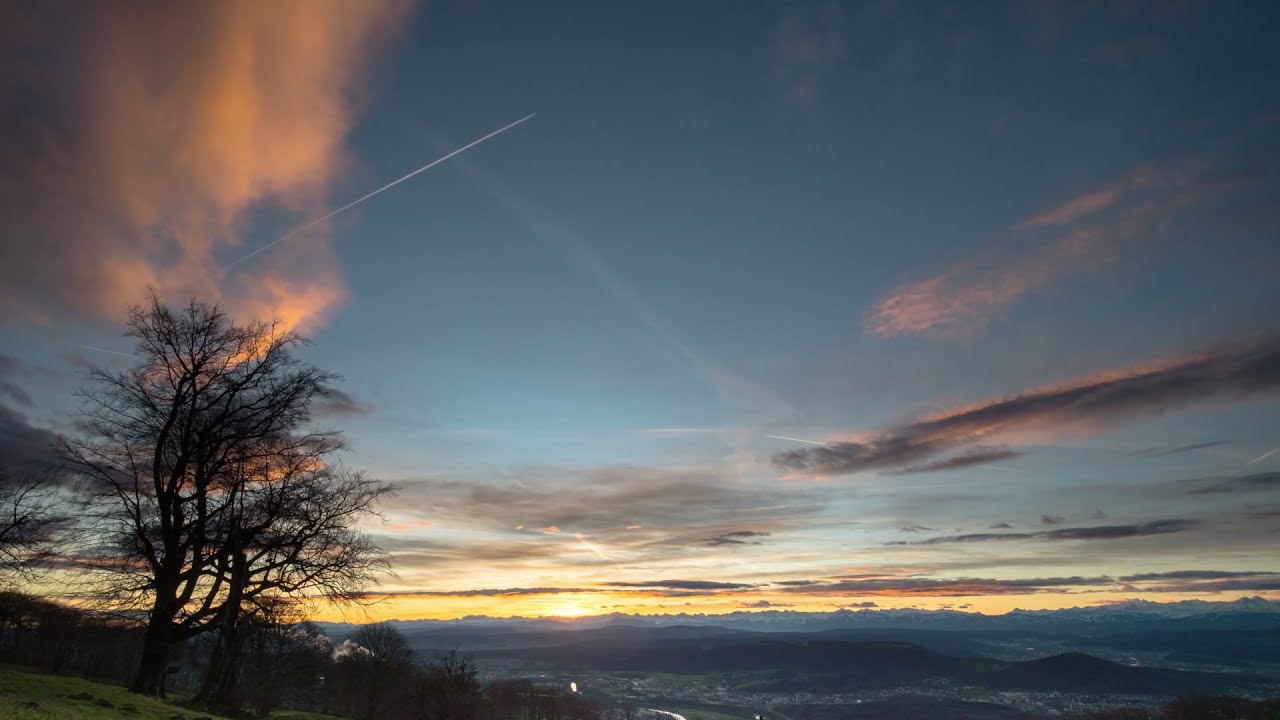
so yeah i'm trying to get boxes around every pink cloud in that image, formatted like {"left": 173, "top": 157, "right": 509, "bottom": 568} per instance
{"left": 864, "top": 162, "right": 1221, "bottom": 340}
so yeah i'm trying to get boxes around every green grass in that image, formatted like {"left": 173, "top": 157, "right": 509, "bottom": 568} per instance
{"left": 0, "top": 668, "right": 341, "bottom": 720}
{"left": 0, "top": 667, "right": 217, "bottom": 720}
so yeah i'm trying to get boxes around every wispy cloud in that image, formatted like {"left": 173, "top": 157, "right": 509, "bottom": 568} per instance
{"left": 1186, "top": 472, "right": 1280, "bottom": 495}
{"left": 1120, "top": 570, "right": 1280, "bottom": 594}
{"left": 314, "top": 386, "right": 374, "bottom": 418}
{"left": 0, "top": 355, "right": 34, "bottom": 408}
{"left": 0, "top": 403, "right": 61, "bottom": 471}
{"left": 881, "top": 447, "right": 1022, "bottom": 475}
{"left": 704, "top": 530, "right": 771, "bottom": 547}
{"left": 0, "top": 1, "right": 411, "bottom": 330}
{"left": 891, "top": 519, "right": 1196, "bottom": 546}
{"left": 769, "top": 0, "right": 844, "bottom": 108}
{"left": 607, "top": 580, "right": 756, "bottom": 591}
{"left": 385, "top": 466, "right": 830, "bottom": 579}
{"left": 362, "top": 587, "right": 597, "bottom": 598}
{"left": 400, "top": 467, "right": 826, "bottom": 539}
{"left": 865, "top": 161, "right": 1242, "bottom": 339}
{"left": 780, "top": 575, "right": 1112, "bottom": 597}
{"left": 1132, "top": 441, "right": 1227, "bottom": 457}
{"left": 442, "top": 154, "right": 804, "bottom": 468}
{"left": 1015, "top": 165, "right": 1165, "bottom": 230}
{"left": 1118, "top": 570, "right": 1276, "bottom": 582}
{"left": 774, "top": 335, "right": 1280, "bottom": 476}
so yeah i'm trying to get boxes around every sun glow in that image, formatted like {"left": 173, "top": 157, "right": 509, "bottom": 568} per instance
{"left": 550, "top": 601, "right": 590, "bottom": 617}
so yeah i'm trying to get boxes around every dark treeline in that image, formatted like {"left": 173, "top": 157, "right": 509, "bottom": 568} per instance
{"left": 0, "top": 591, "right": 603, "bottom": 720}
{"left": 0, "top": 590, "right": 140, "bottom": 683}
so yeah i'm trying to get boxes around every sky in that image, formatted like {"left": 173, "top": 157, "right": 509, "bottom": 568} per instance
{"left": 1, "top": 0, "right": 1279, "bottom": 620}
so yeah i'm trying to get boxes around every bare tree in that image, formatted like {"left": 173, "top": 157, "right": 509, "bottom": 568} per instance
{"left": 234, "top": 600, "right": 333, "bottom": 716}
{"left": 332, "top": 622, "right": 417, "bottom": 720}
{"left": 0, "top": 465, "right": 67, "bottom": 582}
{"left": 195, "top": 457, "right": 392, "bottom": 711}
{"left": 59, "top": 295, "right": 348, "bottom": 696}
{"left": 414, "top": 649, "right": 482, "bottom": 720}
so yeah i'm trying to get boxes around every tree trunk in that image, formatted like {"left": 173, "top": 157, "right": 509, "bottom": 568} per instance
{"left": 194, "top": 547, "right": 246, "bottom": 712}
{"left": 131, "top": 611, "right": 174, "bottom": 697}
{"left": 195, "top": 619, "right": 242, "bottom": 712}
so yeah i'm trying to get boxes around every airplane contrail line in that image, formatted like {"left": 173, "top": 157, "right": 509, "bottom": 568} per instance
{"left": 1246, "top": 447, "right": 1279, "bottom": 465}
{"left": 765, "top": 435, "right": 830, "bottom": 446}
{"left": 75, "top": 344, "right": 137, "bottom": 359}
{"left": 229, "top": 113, "right": 537, "bottom": 267}
{"left": 574, "top": 532, "right": 623, "bottom": 570}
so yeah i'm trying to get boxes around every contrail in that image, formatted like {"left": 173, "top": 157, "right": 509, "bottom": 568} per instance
{"left": 766, "top": 435, "right": 830, "bottom": 446}
{"left": 229, "top": 113, "right": 536, "bottom": 267}
{"left": 75, "top": 344, "right": 137, "bottom": 359}
{"left": 428, "top": 152, "right": 807, "bottom": 463}
{"left": 1247, "top": 447, "right": 1279, "bottom": 465}
{"left": 574, "top": 532, "right": 622, "bottom": 569}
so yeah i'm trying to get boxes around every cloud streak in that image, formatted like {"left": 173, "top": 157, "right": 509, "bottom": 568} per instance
{"left": 1186, "top": 472, "right": 1280, "bottom": 495}
{"left": 891, "top": 519, "right": 1196, "bottom": 546}
{"left": 880, "top": 447, "right": 1023, "bottom": 475}
{"left": 774, "top": 335, "right": 1280, "bottom": 476}
{"left": 383, "top": 466, "right": 831, "bottom": 581}
{"left": 1117, "top": 570, "right": 1280, "bottom": 594}
{"left": 704, "top": 530, "right": 772, "bottom": 547}
{"left": 865, "top": 162, "right": 1238, "bottom": 339}
{"left": 0, "top": 355, "right": 34, "bottom": 408}
{"left": 770, "top": 0, "right": 844, "bottom": 108}
{"left": 780, "top": 575, "right": 1112, "bottom": 597}
{"left": 0, "top": 403, "right": 61, "bottom": 471}
{"left": 314, "top": 387, "right": 374, "bottom": 418}
{"left": 607, "top": 580, "right": 756, "bottom": 591}
{"left": 1133, "top": 441, "right": 1227, "bottom": 457}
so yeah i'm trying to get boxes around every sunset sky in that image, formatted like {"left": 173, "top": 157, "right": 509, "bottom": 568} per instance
{"left": 1, "top": 1, "right": 1279, "bottom": 620}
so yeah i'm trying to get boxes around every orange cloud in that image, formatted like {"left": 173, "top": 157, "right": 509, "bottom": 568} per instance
{"left": 0, "top": 0, "right": 411, "bottom": 331}
{"left": 864, "top": 161, "right": 1224, "bottom": 339}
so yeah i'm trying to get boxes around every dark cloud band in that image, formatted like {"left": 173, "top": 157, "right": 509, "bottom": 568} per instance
{"left": 775, "top": 336, "right": 1280, "bottom": 476}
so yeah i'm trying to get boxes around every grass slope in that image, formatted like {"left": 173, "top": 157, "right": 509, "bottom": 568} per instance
{"left": 0, "top": 668, "right": 336, "bottom": 720}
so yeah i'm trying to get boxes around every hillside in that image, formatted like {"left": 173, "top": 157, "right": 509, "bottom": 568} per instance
{"left": 988, "top": 652, "right": 1217, "bottom": 694}
{"left": 0, "top": 668, "right": 333, "bottom": 720}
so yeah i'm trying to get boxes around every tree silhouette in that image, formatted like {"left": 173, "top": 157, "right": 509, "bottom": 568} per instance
{"left": 0, "top": 465, "right": 67, "bottom": 582}
{"left": 194, "top": 457, "right": 391, "bottom": 711}
{"left": 60, "top": 295, "right": 388, "bottom": 697}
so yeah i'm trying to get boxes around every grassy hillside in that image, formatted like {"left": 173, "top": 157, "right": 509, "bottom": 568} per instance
{"left": 0, "top": 668, "right": 335, "bottom": 720}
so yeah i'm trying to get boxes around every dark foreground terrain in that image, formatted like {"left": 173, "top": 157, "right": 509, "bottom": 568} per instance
{"left": 316, "top": 600, "right": 1280, "bottom": 718}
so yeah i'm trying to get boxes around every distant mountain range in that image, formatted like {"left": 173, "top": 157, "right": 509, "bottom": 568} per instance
{"left": 320, "top": 596, "right": 1280, "bottom": 635}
